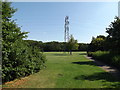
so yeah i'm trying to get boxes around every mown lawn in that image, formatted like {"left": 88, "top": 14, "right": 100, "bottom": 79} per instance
{"left": 3, "top": 52, "right": 120, "bottom": 88}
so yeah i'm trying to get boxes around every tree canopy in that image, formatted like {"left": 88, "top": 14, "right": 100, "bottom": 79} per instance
{"left": 2, "top": 2, "right": 46, "bottom": 83}
{"left": 106, "top": 16, "right": 120, "bottom": 53}
{"left": 88, "top": 35, "right": 106, "bottom": 52}
{"left": 88, "top": 16, "right": 120, "bottom": 54}
{"left": 67, "top": 35, "right": 79, "bottom": 55}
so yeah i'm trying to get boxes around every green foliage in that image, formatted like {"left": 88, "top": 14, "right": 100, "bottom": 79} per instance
{"left": 43, "top": 41, "right": 64, "bottom": 51}
{"left": 87, "top": 16, "right": 120, "bottom": 71}
{"left": 67, "top": 35, "right": 79, "bottom": 55}
{"left": 88, "top": 35, "right": 106, "bottom": 52}
{"left": 87, "top": 51, "right": 120, "bottom": 69}
{"left": 24, "top": 40, "right": 88, "bottom": 52}
{"left": 2, "top": 2, "right": 17, "bottom": 21}
{"left": 106, "top": 16, "right": 120, "bottom": 53}
{"left": 89, "top": 17, "right": 120, "bottom": 53}
{"left": 112, "top": 55, "right": 120, "bottom": 67}
{"left": 78, "top": 43, "right": 89, "bottom": 51}
{"left": 2, "top": 2, "right": 46, "bottom": 83}
{"left": 25, "top": 40, "right": 44, "bottom": 51}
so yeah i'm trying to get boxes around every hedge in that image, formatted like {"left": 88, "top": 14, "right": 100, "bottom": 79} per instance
{"left": 87, "top": 51, "right": 120, "bottom": 70}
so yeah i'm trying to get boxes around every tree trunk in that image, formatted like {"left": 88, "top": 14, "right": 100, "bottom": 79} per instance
{"left": 70, "top": 51, "right": 72, "bottom": 55}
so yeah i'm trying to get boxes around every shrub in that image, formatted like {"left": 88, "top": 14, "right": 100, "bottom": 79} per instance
{"left": 2, "top": 40, "right": 47, "bottom": 83}
{"left": 2, "top": 2, "right": 47, "bottom": 83}
{"left": 87, "top": 51, "right": 120, "bottom": 70}
{"left": 112, "top": 55, "right": 120, "bottom": 69}
{"left": 87, "top": 52, "right": 93, "bottom": 57}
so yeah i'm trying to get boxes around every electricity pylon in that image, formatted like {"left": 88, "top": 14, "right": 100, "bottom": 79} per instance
{"left": 118, "top": 1, "right": 120, "bottom": 18}
{"left": 64, "top": 16, "right": 69, "bottom": 52}
{"left": 64, "top": 16, "right": 69, "bottom": 42}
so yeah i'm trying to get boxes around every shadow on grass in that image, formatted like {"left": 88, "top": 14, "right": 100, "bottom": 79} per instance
{"left": 74, "top": 72, "right": 120, "bottom": 88}
{"left": 72, "top": 61, "right": 96, "bottom": 66}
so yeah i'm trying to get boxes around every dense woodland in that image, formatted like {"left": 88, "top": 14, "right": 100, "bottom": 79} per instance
{"left": 2, "top": 2, "right": 120, "bottom": 83}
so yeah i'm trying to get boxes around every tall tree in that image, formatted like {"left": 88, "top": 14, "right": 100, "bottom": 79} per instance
{"left": 78, "top": 43, "right": 88, "bottom": 51}
{"left": 88, "top": 35, "right": 106, "bottom": 52}
{"left": 67, "top": 35, "right": 79, "bottom": 55}
{"left": 2, "top": 2, "right": 46, "bottom": 82}
{"left": 106, "top": 16, "right": 120, "bottom": 53}
{"left": 2, "top": 2, "right": 29, "bottom": 82}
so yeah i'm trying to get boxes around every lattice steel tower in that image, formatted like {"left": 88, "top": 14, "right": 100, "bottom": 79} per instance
{"left": 64, "top": 16, "right": 69, "bottom": 42}
{"left": 118, "top": 1, "right": 120, "bottom": 18}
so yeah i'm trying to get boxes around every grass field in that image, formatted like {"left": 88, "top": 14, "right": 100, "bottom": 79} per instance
{"left": 3, "top": 52, "right": 120, "bottom": 88}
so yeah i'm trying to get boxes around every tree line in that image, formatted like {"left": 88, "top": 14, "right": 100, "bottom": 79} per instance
{"left": 87, "top": 16, "right": 120, "bottom": 70}
{"left": 24, "top": 40, "right": 89, "bottom": 52}
{"left": 88, "top": 16, "right": 120, "bottom": 54}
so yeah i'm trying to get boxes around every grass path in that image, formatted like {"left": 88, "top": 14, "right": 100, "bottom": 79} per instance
{"left": 3, "top": 52, "right": 120, "bottom": 88}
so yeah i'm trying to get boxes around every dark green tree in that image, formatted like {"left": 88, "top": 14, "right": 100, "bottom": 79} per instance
{"left": 2, "top": 2, "right": 46, "bottom": 82}
{"left": 88, "top": 35, "right": 106, "bottom": 52}
{"left": 78, "top": 43, "right": 89, "bottom": 51}
{"left": 106, "top": 16, "right": 120, "bottom": 54}
{"left": 2, "top": 2, "right": 26, "bottom": 82}
{"left": 24, "top": 40, "right": 44, "bottom": 51}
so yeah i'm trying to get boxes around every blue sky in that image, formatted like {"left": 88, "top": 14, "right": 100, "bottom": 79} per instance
{"left": 11, "top": 2, "right": 118, "bottom": 43}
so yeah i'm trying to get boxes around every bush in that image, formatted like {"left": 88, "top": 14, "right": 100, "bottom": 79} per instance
{"left": 112, "top": 55, "right": 120, "bottom": 69}
{"left": 2, "top": 2, "right": 47, "bottom": 83}
{"left": 87, "top": 52, "right": 93, "bottom": 57}
{"left": 87, "top": 51, "right": 120, "bottom": 70}
{"left": 2, "top": 40, "right": 47, "bottom": 83}
{"left": 91, "top": 51, "right": 110, "bottom": 62}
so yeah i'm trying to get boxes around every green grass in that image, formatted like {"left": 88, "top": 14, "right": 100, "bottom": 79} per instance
{"left": 3, "top": 52, "right": 120, "bottom": 88}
